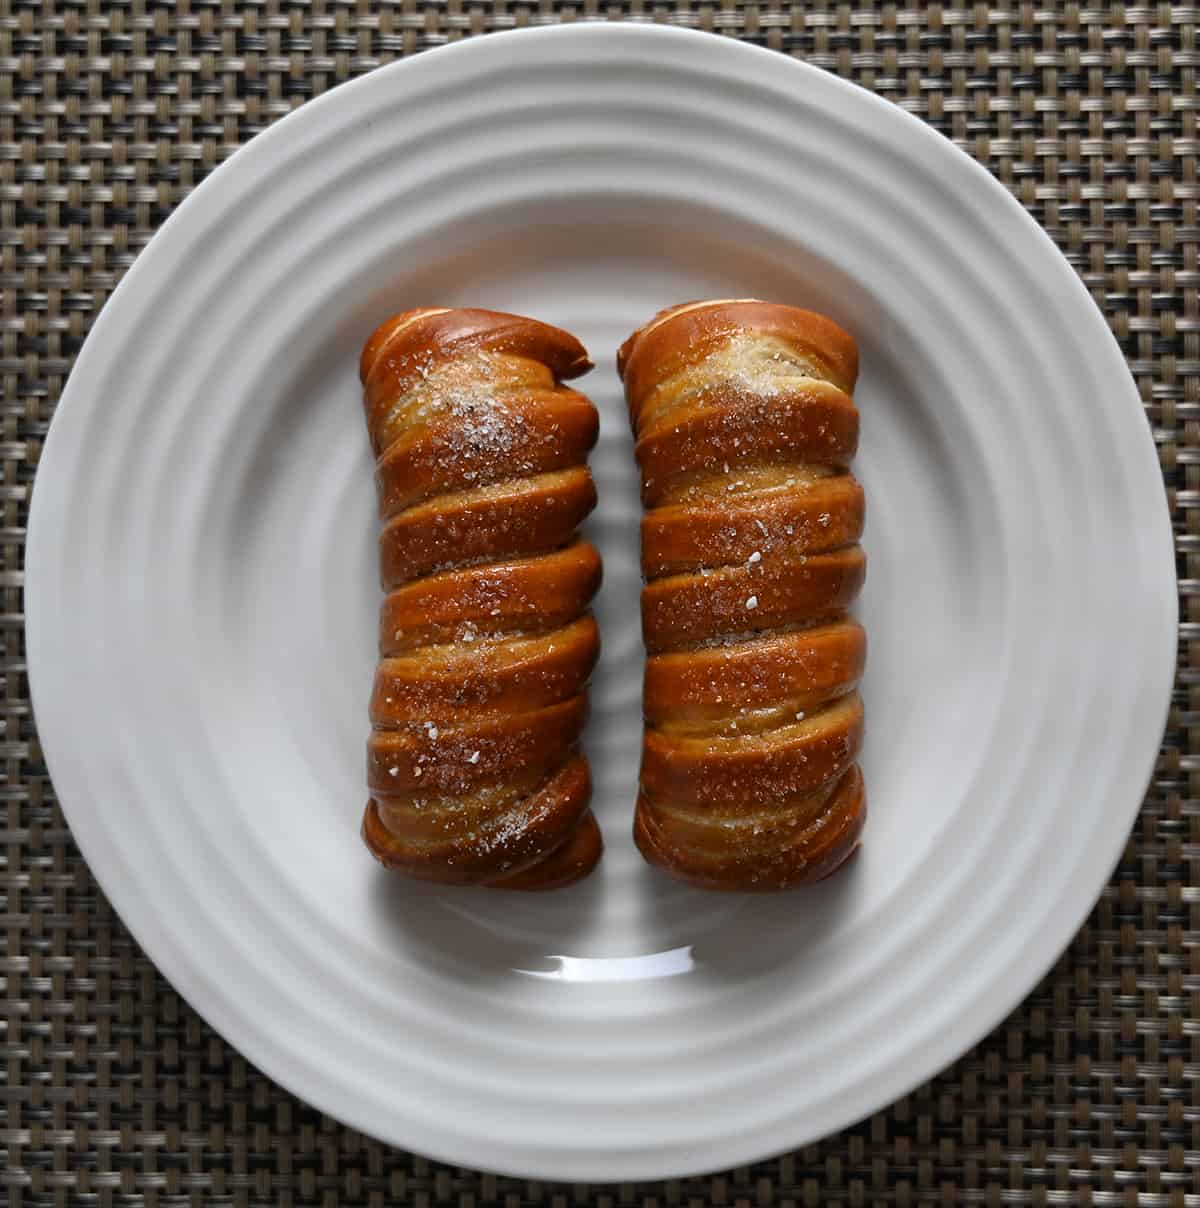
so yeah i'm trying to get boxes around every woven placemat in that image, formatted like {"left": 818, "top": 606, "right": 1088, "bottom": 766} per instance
{"left": 2, "top": 2, "right": 1195, "bottom": 1205}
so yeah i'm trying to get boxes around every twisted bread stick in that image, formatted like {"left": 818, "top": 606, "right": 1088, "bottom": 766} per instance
{"left": 619, "top": 300, "right": 866, "bottom": 890}
{"left": 360, "top": 308, "right": 603, "bottom": 889}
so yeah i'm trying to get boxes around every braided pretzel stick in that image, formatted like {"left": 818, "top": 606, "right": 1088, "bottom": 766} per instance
{"left": 360, "top": 308, "right": 603, "bottom": 889}
{"left": 619, "top": 300, "right": 867, "bottom": 890}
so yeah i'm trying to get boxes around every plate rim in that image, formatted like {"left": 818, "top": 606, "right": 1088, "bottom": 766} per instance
{"left": 25, "top": 21, "right": 1178, "bottom": 1181}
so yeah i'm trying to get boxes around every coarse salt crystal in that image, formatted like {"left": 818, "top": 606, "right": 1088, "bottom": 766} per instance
{"left": 389, "top": 767, "right": 400, "bottom": 778}
{"left": 468, "top": 750, "right": 481, "bottom": 764}
{"left": 746, "top": 595, "right": 759, "bottom": 610}
{"left": 747, "top": 551, "right": 762, "bottom": 565}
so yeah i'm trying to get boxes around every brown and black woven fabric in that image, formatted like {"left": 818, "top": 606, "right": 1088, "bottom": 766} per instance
{"left": 2, "top": 2, "right": 1196, "bottom": 1205}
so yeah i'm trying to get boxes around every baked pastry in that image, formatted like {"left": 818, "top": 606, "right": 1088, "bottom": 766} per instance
{"left": 618, "top": 300, "right": 866, "bottom": 890}
{"left": 360, "top": 307, "right": 603, "bottom": 889}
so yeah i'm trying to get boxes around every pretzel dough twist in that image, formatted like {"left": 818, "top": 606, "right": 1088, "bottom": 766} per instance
{"left": 619, "top": 300, "right": 867, "bottom": 890}
{"left": 360, "top": 308, "right": 603, "bottom": 889}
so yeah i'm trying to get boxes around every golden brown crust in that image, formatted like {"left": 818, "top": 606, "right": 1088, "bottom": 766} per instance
{"left": 633, "top": 766, "right": 866, "bottom": 891}
{"left": 620, "top": 299, "right": 866, "bottom": 891}
{"left": 379, "top": 541, "right": 602, "bottom": 655}
{"left": 367, "top": 695, "right": 589, "bottom": 797}
{"left": 488, "top": 804, "right": 604, "bottom": 891}
{"left": 364, "top": 755, "right": 594, "bottom": 886}
{"left": 360, "top": 308, "right": 602, "bottom": 889}
{"left": 640, "top": 693, "right": 863, "bottom": 807}
{"left": 617, "top": 299, "right": 858, "bottom": 420}
{"left": 634, "top": 387, "right": 858, "bottom": 507}
{"left": 641, "top": 547, "right": 866, "bottom": 652}
{"left": 378, "top": 469, "right": 597, "bottom": 592}
{"left": 643, "top": 622, "right": 866, "bottom": 727}
{"left": 362, "top": 307, "right": 592, "bottom": 396}
{"left": 369, "top": 616, "right": 600, "bottom": 723}
{"left": 372, "top": 391, "right": 599, "bottom": 520}
{"left": 641, "top": 476, "right": 864, "bottom": 578}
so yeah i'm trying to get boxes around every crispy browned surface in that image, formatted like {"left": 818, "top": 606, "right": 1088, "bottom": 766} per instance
{"left": 642, "top": 476, "right": 864, "bottom": 577}
{"left": 620, "top": 299, "right": 867, "bottom": 891}
{"left": 634, "top": 766, "right": 867, "bottom": 892}
{"left": 642, "top": 546, "right": 866, "bottom": 651}
{"left": 360, "top": 308, "right": 602, "bottom": 888}
{"left": 378, "top": 476, "right": 598, "bottom": 593}
{"left": 643, "top": 622, "right": 866, "bottom": 727}
{"left": 379, "top": 541, "right": 602, "bottom": 655}
{"left": 617, "top": 299, "right": 858, "bottom": 406}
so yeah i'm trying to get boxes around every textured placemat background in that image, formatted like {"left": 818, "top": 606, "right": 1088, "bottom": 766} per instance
{"left": 2, "top": 2, "right": 1196, "bottom": 1205}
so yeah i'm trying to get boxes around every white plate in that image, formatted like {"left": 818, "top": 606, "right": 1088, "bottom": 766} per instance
{"left": 26, "top": 23, "right": 1175, "bottom": 1182}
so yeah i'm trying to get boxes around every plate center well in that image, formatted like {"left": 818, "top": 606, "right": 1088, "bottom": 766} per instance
{"left": 217, "top": 197, "right": 999, "bottom": 979}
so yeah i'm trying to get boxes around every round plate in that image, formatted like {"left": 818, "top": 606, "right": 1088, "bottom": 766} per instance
{"left": 26, "top": 24, "right": 1175, "bottom": 1181}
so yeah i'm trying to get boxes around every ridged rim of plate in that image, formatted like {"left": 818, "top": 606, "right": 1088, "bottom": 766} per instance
{"left": 25, "top": 23, "right": 1176, "bottom": 1181}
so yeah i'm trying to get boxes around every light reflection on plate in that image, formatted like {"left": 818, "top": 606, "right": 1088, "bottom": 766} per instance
{"left": 516, "top": 946, "right": 697, "bottom": 983}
